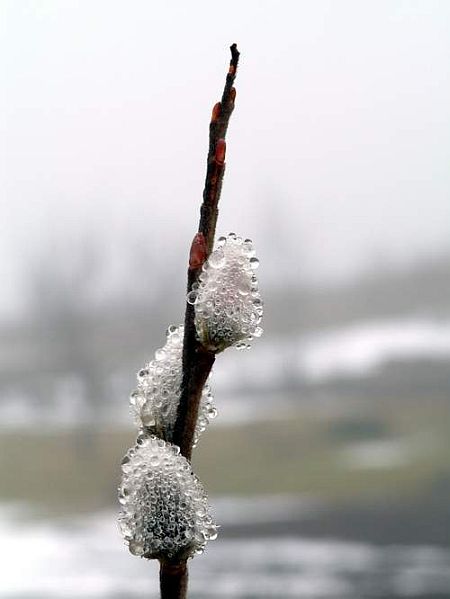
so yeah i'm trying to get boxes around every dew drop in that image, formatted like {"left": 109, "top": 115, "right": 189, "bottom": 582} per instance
{"left": 208, "top": 248, "right": 226, "bottom": 269}
{"left": 249, "top": 257, "right": 259, "bottom": 269}
{"left": 129, "top": 391, "right": 140, "bottom": 406}
{"left": 141, "top": 412, "right": 156, "bottom": 428}
{"left": 155, "top": 349, "right": 166, "bottom": 361}
{"left": 138, "top": 368, "right": 149, "bottom": 379}
{"left": 150, "top": 454, "right": 160, "bottom": 467}
{"left": 186, "top": 290, "right": 198, "bottom": 305}
{"left": 129, "top": 540, "right": 145, "bottom": 556}
{"left": 238, "top": 279, "right": 251, "bottom": 296}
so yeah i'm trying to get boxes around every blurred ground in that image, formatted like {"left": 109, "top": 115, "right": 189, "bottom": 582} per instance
{"left": 2, "top": 397, "right": 450, "bottom": 521}
{"left": 3, "top": 2, "right": 450, "bottom": 595}
{"left": 0, "top": 255, "right": 449, "bottom": 597}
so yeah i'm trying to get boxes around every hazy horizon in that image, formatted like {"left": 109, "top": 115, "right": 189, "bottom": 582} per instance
{"left": 2, "top": 0, "right": 450, "bottom": 318}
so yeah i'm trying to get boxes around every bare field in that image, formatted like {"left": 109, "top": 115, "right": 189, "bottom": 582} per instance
{"left": 2, "top": 397, "right": 449, "bottom": 516}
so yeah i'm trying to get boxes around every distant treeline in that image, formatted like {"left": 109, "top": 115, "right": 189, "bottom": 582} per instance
{"left": 0, "top": 252, "right": 448, "bottom": 391}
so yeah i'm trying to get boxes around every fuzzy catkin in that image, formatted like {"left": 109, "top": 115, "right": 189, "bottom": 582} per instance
{"left": 130, "top": 324, "right": 217, "bottom": 446}
{"left": 119, "top": 233, "right": 263, "bottom": 563}
{"left": 190, "top": 233, "right": 263, "bottom": 352}
{"left": 119, "top": 435, "right": 218, "bottom": 560}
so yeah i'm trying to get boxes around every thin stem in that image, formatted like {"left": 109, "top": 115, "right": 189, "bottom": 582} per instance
{"left": 173, "top": 43, "right": 240, "bottom": 458}
{"left": 159, "top": 43, "right": 240, "bottom": 599}
{"left": 159, "top": 560, "right": 188, "bottom": 599}
{"left": 200, "top": 43, "right": 239, "bottom": 254}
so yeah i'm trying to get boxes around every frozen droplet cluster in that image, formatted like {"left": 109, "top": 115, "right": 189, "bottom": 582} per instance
{"left": 191, "top": 233, "right": 263, "bottom": 352}
{"left": 119, "top": 233, "right": 262, "bottom": 563}
{"left": 130, "top": 325, "right": 216, "bottom": 445}
{"left": 119, "top": 435, "right": 218, "bottom": 560}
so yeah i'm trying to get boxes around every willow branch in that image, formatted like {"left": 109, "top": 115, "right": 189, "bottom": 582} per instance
{"left": 200, "top": 42, "right": 240, "bottom": 254}
{"left": 159, "top": 43, "right": 239, "bottom": 599}
{"left": 173, "top": 43, "right": 240, "bottom": 461}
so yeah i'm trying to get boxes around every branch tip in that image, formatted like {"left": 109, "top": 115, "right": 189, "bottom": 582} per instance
{"left": 230, "top": 43, "right": 239, "bottom": 62}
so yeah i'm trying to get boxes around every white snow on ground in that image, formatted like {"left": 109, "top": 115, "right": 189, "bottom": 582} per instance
{"left": 1, "top": 317, "right": 450, "bottom": 429}
{"left": 211, "top": 317, "right": 450, "bottom": 390}
{"left": 0, "top": 503, "right": 450, "bottom": 598}
{"left": 298, "top": 318, "right": 450, "bottom": 381}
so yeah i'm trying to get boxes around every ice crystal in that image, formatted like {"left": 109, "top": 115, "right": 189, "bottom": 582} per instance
{"left": 130, "top": 325, "right": 216, "bottom": 446}
{"left": 118, "top": 435, "right": 218, "bottom": 560}
{"left": 191, "top": 233, "right": 264, "bottom": 352}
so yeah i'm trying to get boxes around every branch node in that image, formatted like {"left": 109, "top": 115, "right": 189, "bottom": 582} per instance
{"left": 211, "top": 102, "right": 221, "bottom": 123}
{"left": 215, "top": 139, "right": 226, "bottom": 165}
{"left": 189, "top": 233, "right": 207, "bottom": 270}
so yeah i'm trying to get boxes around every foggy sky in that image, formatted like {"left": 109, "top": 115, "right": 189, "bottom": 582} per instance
{"left": 2, "top": 0, "right": 450, "bottom": 317}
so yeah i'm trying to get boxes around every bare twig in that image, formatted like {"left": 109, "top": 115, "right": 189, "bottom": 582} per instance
{"left": 200, "top": 42, "right": 240, "bottom": 254}
{"left": 173, "top": 43, "right": 240, "bottom": 460}
{"left": 159, "top": 44, "right": 240, "bottom": 599}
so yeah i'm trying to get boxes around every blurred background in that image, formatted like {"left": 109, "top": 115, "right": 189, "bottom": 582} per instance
{"left": 1, "top": 1, "right": 450, "bottom": 597}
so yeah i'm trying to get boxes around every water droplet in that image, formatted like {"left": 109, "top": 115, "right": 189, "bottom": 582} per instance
{"left": 141, "top": 412, "right": 156, "bottom": 428}
{"left": 186, "top": 290, "right": 198, "bottom": 305}
{"left": 129, "top": 391, "right": 140, "bottom": 406}
{"left": 249, "top": 257, "right": 259, "bottom": 269}
{"left": 206, "top": 526, "right": 218, "bottom": 540}
{"left": 166, "top": 325, "right": 178, "bottom": 336}
{"left": 150, "top": 454, "right": 160, "bottom": 467}
{"left": 129, "top": 540, "right": 145, "bottom": 556}
{"left": 119, "top": 519, "right": 133, "bottom": 538}
{"left": 155, "top": 349, "right": 166, "bottom": 361}
{"left": 238, "top": 279, "right": 251, "bottom": 296}
{"left": 208, "top": 248, "right": 226, "bottom": 269}
{"left": 136, "top": 432, "right": 146, "bottom": 446}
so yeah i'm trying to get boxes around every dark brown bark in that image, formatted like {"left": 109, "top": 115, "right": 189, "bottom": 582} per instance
{"left": 159, "top": 560, "right": 188, "bottom": 599}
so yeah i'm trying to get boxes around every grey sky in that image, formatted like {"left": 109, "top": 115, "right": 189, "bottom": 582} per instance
{"left": 1, "top": 0, "right": 450, "bottom": 316}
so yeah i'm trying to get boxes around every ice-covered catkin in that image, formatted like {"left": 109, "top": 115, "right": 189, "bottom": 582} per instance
{"left": 190, "top": 233, "right": 264, "bottom": 352}
{"left": 119, "top": 435, "right": 218, "bottom": 560}
{"left": 129, "top": 325, "right": 217, "bottom": 445}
